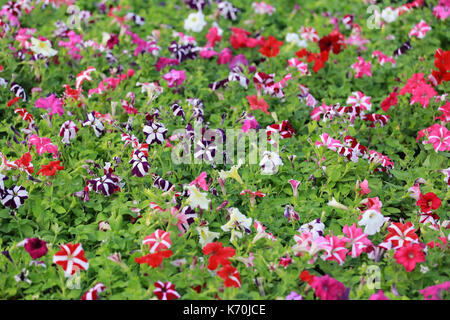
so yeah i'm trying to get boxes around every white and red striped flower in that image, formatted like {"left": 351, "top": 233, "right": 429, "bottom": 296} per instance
{"left": 52, "top": 243, "right": 89, "bottom": 277}
{"left": 153, "top": 281, "right": 180, "bottom": 300}
{"left": 384, "top": 222, "right": 419, "bottom": 250}
{"left": 346, "top": 91, "right": 372, "bottom": 111}
{"left": 75, "top": 66, "right": 96, "bottom": 89}
{"left": 81, "top": 283, "right": 106, "bottom": 300}
{"left": 143, "top": 229, "right": 172, "bottom": 254}
{"left": 299, "top": 26, "right": 319, "bottom": 42}
{"left": 409, "top": 20, "right": 431, "bottom": 39}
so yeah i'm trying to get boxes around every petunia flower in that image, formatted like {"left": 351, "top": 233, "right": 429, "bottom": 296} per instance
{"left": 259, "top": 35, "right": 284, "bottom": 58}
{"left": 416, "top": 192, "right": 441, "bottom": 213}
{"left": 59, "top": 120, "right": 79, "bottom": 145}
{"left": 162, "top": 69, "right": 186, "bottom": 88}
{"left": 35, "top": 94, "right": 64, "bottom": 118}
{"left": 321, "top": 235, "right": 349, "bottom": 265}
{"left": 284, "top": 205, "right": 299, "bottom": 222}
{"left": 420, "top": 282, "right": 450, "bottom": 300}
{"left": 190, "top": 171, "right": 208, "bottom": 191}
{"left": 381, "top": 91, "right": 399, "bottom": 112}
{"left": 37, "top": 160, "right": 64, "bottom": 176}
{"left": 202, "top": 242, "right": 235, "bottom": 270}
{"left": 346, "top": 91, "right": 372, "bottom": 111}
{"left": 154, "top": 281, "right": 180, "bottom": 300}
{"left": 219, "top": 162, "right": 244, "bottom": 184}
{"left": 143, "top": 122, "right": 168, "bottom": 145}
{"left": 196, "top": 226, "right": 220, "bottom": 248}
{"left": 135, "top": 250, "right": 173, "bottom": 268}
{"left": 358, "top": 209, "right": 386, "bottom": 235}
{"left": 28, "top": 134, "right": 58, "bottom": 156}
{"left": 327, "top": 197, "right": 348, "bottom": 211}
{"left": 311, "top": 275, "right": 350, "bottom": 300}
{"left": 81, "top": 283, "right": 107, "bottom": 300}
{"left": 246, "top": 95, "right": 270, "bottom": 115}
{"left": 217, "top": 264, "right": 241, "bottom": 288}
{"left": 129, "top": 150, "right": 150, "bottom": 177}
{"left": 351, "top": 56, "right": 372, "bottom": 78}
{"left": 409, "top": 20, "right": 431, "bottom": 39}
{"left": 30, "top": 37, "right": 58, "bottom": 57}
{"left": 82, "top": 112, "right": 104, "bottom": 137}
{"left": 221, "top": 208, "right": 252, "bottom": 242}
{"left": 297, "top": 219, "right": 325, "bottom": 239}
{"left": 289, "top": 179, "right": 301, "bottom": 197}
{"left": 185, "top": 185, "right": 211, "bottom": 210}
{"left": 423, "top": 125, "right": 450, "bottom": 152}
{"left": 52, "top": 243, "right": 89, "bottom": 277}
{"left": 143, "top": 229, "right": 171, "bottom": 254}
{"left": 242, "top": 116, "right": 259, "bottom": 133}
{"left": 370, "top": 290, "right": 390, "bottom": 300}
{"left": 394, "top": 243, "right": 426, "bottom": 272}
{"left": 217, "top": 47, "right": 232, "bottom": 65}
{"left": 342, "top": 224, "right": 372, "bottom": 258}
{"left": 184, "top": 11, "right": 207, "bottom": 32}
{"left": 155, "top": 57, "right": 179, "bottom": 71}
{"left": 259, "top": 151, "right": 283, "bottom": 174}
{"left": 1, "top": 185, "right": 28, "bottom": 210}
{"left": 24, "top": 238, "right": 48, "bottom": 260}
{"left": 384, "top": 222, "right": 419, "bottom": 250}
{"left": 357, "top": 179, "right": 371, "bottom": 195}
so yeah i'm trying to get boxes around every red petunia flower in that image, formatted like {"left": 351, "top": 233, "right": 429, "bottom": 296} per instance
{"left": 37, "top": 160, "right": 64, "bottom": 176}
{"left": 416, "top": 192, "right": 441, "bottom": 213}
{"left": 318, "top": 30, "right": 345, "bottom": 54}
{"left": 153, "top": 281, "right": 181, "bottom": 300}
{"left": 135, "top": 249, "right": 173, "bottom": 268}
{"left": 217, "top": 265, "right": 241, "bottom": 288}
{"left": 259, "top": 35, "right": 283, "bottom": 58}
{"left": 300, "top": 270, "right": 315, "bottom": 285}
{"left": 24, "top": 238, "right": 48, "bottom": 260}
{"left": 394, "top": 243, "right": 426, "bottom": 272}
{"left": 202, "top": 242, "right": 235, "bottom": 270}
{"left": 52, "top": 243, "right": 89, "bottom": 277}
{"left": 246, "top": 95, "right": 270, "bottom": 115}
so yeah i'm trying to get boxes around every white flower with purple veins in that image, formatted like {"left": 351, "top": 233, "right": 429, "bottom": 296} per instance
{"left": 59, "top": 120, "right": 79, "bottom": 145}
{"left": 1, "top": 185, "right": 28, "bottom": 210}
{"left": 218, "top": 1, "right": 239, "bottom": 21}
{"left": 297, "top": 218, "right": 325, "bottom": 239}
{"left": 284, "top": 205, "right": 299, "bottom": 222}
{"left": 259, "top": 151, "right": 283, "bottom": 174}
{"left": 143, "top": 122, "right": 167, "bottom": 145}
{"left": 194, "top": 139, "right": 217, "bottom": 163}
{"left": 129, "top": 151, "right": 150, "bottom": 177}
{"left": 82, "top": 112, "right": 104, "bottom": 137}
{"left": 221, "top": 208, "right": 252, "bottom": 242}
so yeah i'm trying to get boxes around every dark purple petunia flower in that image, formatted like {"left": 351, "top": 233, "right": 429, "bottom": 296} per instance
{"left": 82, "top": 111, "right": 105, "bottom": 137}
{"left": 152, "top": 174, "right": 174, "bottom": 192}
{"left": 143, "top": 121, "right": 168, "bottom": 145}
{"left": 171, "top": 102, "right": 185, "bottom": 119}
{"left": 89, "top": 174, "right": 121, "bottom": 197}
{"left": 129, "top": 151, "right": 150, "bottom": 177}
{"left": 218, "top": 1, "right": 239, "bottom": 21}
{"left": 1, "top": 185, "right": 28, "bottom": 210}
{"left": 24, "top": 238, "right": 48, "bottom": 260}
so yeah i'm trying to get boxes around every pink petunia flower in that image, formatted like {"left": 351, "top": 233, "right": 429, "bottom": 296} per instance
{"left": 321, "top": 235, "right": 349, "bottom": 265}
{"left": 351, "top": 56, "right": 372, "bottom": 78}
{"left": 162, "top": 69, "right": 186, "bottom": 87}
{"left": 410, "top": 84, "right": 437, "bottom": 108}
{"left": 394, "top": 243, "right": 426, "bottom": 272}
{"left": 346, "top": 91, "right": 372, "bottom": 111}
{"left": 409, "top": 20, "right": 431, "bottom": 39}
{"left": 423, "top": 124, "right": 450, "bottom": 152}
{"left": 28, "top": 134, "right": 58, "bottom": 156}
{"left": 342, "top": 224, "right": 372, "bottom": 258}
{"left": 190, "top": 171, "right": 208, "bottom": 191}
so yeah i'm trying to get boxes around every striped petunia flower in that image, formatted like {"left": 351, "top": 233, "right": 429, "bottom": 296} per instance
{"left": 1, "top": 185, "right": 28, "bottom": 210}
{"left": 129, "top": 150, "right": 150, "bottom": 177}
{"left": 52, "top": 243, "right": 89, "bottom": 277}
{"left": 153, "top": 281, "right": 180, "bottom": 300}
{"left": 143, "top": 229, "right": 172, "bottom": 254}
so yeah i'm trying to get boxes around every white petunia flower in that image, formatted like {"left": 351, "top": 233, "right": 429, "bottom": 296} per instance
{"left": 184, "top": 11, "right": 207, "bottom": 33}
{"left": 185, "top": 185, "right": 211, "bottom": 210}
{"left": 358, "top": 209, "right": 386, "bottom": 235}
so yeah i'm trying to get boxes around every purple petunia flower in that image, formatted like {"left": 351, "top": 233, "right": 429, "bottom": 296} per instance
{"left": 1, "top": 185, "right": 28, "bottom": 210}
{"left": 143, "top": 122, "right": 168, "bottom": 145}
{"left": 129, "top": 151, "right": 150, "bottom": 177}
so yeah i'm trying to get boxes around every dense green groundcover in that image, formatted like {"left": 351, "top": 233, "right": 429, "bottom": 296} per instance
{"left": 0, "top": 0, "right": 448, "bottom": 300}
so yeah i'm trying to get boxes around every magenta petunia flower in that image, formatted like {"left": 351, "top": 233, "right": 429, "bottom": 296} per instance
{"left": 34, "top": 94, "right": 64, "bottom": 117}
{"left": 351, "top": 56, "right": 372, "bottom": 78}
{"left": 311, "top": 275, "right": 350, "bottom": 300}
{"left": 24, "top": 238, "right": 48, "bottom": 260}
{"left": 28, "top": 134, "right": 58, "bottom": 156}
{"left": 162, "top": 69, "right": 186, "bottom": 87}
